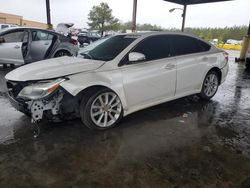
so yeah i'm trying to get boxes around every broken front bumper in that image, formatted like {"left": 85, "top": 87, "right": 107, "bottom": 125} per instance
{"left": 8, "top": 89, "right": 64, "bottom": 123}
{"left": 8, "top": 94, "right": 28, "bottom": 114}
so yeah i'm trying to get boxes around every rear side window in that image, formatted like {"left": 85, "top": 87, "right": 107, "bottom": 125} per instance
{"left": 132, "top": 35, "right": 172, "bottom": 61}
{"left": 170, "top": 35, "right": 209, "bottom": 56}
{"left": 197, "top": 39, "right": 211, "bottom": 51}
{"left": 1, "top": 31, "right": 24, "bottom": 42}
{"left": 32, "top": 31, "right": 54, "bottom": 41}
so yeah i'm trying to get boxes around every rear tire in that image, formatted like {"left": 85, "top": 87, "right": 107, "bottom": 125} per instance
{"left": 80, "top": 89, "right": 123, "bottom": 130}
{"left": 54, "top": 50, "right": 71, "bottom": 57}
{"left": 199, "top": 71, "right": 219, "bottom": 100}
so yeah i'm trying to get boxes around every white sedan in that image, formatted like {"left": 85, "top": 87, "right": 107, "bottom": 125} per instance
{"left": 5, "top": 32, "right": 229, "bottom": 130}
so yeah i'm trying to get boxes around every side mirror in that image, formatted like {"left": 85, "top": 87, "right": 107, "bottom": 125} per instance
{"left": 0, "top": 37, "right": 5, "bottom": 43}
{"left": 128, "top": 52, "right": 146, "bottom": 62}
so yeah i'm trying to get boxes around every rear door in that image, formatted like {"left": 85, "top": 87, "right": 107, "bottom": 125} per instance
{"left": 170, "top": 35, "right": 211, "bottom": 95}
{"left": 0, "top": 30, "right": 25, "bottom": 64}
{"left": 29, "top": 30, "right": 55, "bottom": 62}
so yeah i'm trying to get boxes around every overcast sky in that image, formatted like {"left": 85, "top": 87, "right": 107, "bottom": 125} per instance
{"left": 1, "top": 0, "right": 249, "bottom": 29}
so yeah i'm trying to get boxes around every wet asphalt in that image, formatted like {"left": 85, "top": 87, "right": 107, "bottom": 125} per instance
{"left": 0, "top": 50, "right": 250, "bottom": 188}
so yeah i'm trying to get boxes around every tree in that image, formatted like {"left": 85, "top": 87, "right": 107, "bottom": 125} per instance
{"left": 118, "top": 21, "right": 163, "bottom": 32}
{"left": 87, "top": 2, "right": 119, "bottom": 36}
{"left": 184, "top": 26, "right": 248, "bottom": 42}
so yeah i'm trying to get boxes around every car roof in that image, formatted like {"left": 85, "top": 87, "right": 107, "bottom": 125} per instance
{"left": 0, "top": 27, "right": 65, "bottom": 37}
{"left": 120, "top": 31, "right": 199, "bottom": 38}
{"left": 0, "top": 27, "right": 40, "bottom": 32}
{"left": 0, "top": 23, "right": 17, "bottom": 26}
{"left": 115, "top": 31, "right": 209, "bottom": 44}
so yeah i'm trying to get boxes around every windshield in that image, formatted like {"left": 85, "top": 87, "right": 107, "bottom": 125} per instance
{"left": 79, "top": 35, "right": 139, "bottom": 61}
{"left": 78, "top": 37, "right": 109, "bottom": 56}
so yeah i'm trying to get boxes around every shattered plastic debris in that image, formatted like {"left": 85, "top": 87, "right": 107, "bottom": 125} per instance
{"left": 179, "top": 112, "right": 193, "bottom": 123}
{"left": 183, "top": 113, "right": 188, "bottom": 118}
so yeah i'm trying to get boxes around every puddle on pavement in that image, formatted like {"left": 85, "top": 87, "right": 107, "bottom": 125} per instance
{"left": 0, "top": 51, "right": 250, "bottom": 187}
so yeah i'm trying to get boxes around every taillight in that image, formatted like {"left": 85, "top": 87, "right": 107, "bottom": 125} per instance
{"left": 223, "top": 51, "right": 229, "bottom": 62}
{"left": 71, "top": 39, "right": 78, "bottom": 46}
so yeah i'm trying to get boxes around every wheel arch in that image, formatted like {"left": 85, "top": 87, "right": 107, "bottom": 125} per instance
{"left": 199, "top": 66, "right": 221, "bottom": 100}
{"left": 76, "top": 85, "right": 112, "bottom": 98}
{"left": 52, "top": 41, "right": 78, "bottom": 57}
{"left": 199, "top": 66, "right": 222, "bottom": 93}
{"left": 53, "top": 49, "right": 72, "bottom": 57}
{"left": 207, "top": 67, "right": 222, "bottom": 85}
{"left": 78, "top": 84, "right": 124, "bottom": 130}
{"left": 74, "top": 84, "right": 127, "bottom": 110}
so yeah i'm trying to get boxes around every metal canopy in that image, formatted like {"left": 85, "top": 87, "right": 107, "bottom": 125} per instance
{"left": 131, "top": 0, "right": 233, "bottom": 32}
{"left": 163, "top": 0, "right": 232, "bottom": 5}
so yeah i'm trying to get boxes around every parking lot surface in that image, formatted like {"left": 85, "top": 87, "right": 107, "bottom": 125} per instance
{"left": 0, "top": 50, "right": 250, "bottom": 188}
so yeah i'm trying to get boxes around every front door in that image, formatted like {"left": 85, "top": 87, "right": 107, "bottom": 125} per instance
{"left": 121, "top": 35, "right": 177, "bottom": 109}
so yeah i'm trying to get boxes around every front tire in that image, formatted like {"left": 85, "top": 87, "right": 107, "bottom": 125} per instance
{"left": 199, "top": 71, "right": 219, "bottom": 100}
{"left": 80, "top": 89, "right": 123, "bottom": 130}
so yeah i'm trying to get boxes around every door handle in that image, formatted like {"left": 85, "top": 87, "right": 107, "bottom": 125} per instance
{"left": 164, "top": 63, "right": 175, "bottom": 70}
{"left": 14, "top": 45, "right": 20, "bottom": 49}
{"left": 44, "top": 42, "right": 50, "bottom": 45}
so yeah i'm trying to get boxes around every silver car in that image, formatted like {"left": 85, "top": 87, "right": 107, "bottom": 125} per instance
{"left": 0, "top": 27, "right": 78, "bottom": 66}
{"left": 0, "top": 24, "right": 18, "bottom": 30}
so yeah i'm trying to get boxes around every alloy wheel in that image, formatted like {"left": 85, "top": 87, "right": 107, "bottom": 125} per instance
{"left": 90, "top": 92, "right": 122, "bottom": 127}
{"left": 203, "top": 73, "right": 219, "bottom": 97}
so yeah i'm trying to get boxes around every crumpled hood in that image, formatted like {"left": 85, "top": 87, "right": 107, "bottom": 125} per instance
{"left": 5, "top": 56, "right": 105, "bottom": 81}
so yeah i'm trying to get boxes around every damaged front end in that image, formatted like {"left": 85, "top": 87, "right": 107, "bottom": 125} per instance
{"left": 6, "top": 78, "right": 77, "bottom": 123}
{"left": 29, "top": 90, "right": 63, "bottom": 122}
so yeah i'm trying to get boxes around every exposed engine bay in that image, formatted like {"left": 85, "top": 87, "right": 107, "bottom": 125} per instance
{"left": 29, "top": 90, "right": 63, "bottom": 122}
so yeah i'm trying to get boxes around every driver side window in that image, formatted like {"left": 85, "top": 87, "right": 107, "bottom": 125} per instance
{"left": 132, "top": 35, "right": 172, "bottom": 61}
